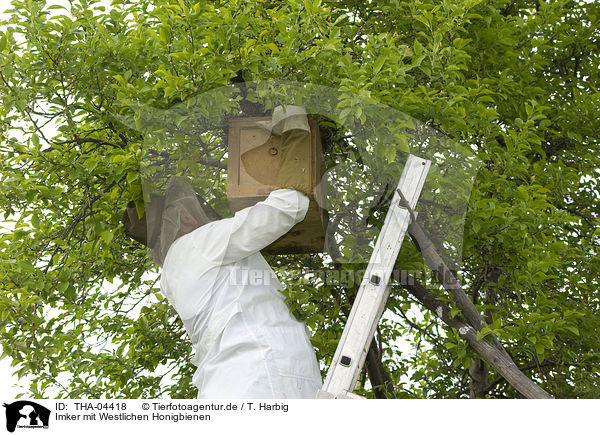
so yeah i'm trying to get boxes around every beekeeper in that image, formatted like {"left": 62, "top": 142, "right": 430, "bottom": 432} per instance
{"left": 123, "top": 106, "right": 323, "bottom": 398}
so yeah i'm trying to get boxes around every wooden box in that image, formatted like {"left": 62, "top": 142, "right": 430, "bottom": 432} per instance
{"left": 227, "top": 116, "right": 328, "bottom": 254}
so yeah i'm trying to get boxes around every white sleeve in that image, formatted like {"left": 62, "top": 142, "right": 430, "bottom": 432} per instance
{"left": 188, "top": 189, "right": 309, "bottom": 265}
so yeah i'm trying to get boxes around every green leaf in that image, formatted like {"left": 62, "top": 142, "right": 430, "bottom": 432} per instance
{"left": 565, "top": 326, "right": 579, "bottom": 336}
{"left": 100, "top": 230, "right": 114, "bottom": 245}
{"left": 535, "top": 343, "right": 545, "bottom": 361}
{"left": 30, "top": 212, "right": 40, "bottom": 229}
{"left": 385, "top": 145, "right": 396, "bottom": 163}
{"left": 373, "top": 56, "right": 385, "bottom": 75}
{"left": 126, "top": 171, "right": 139, "bottom": 184}
{"left": 159, "top": 27, "right": 170, "bottom": 44}
{"left": 304, "top": 0, "right": 314, "bottom": 14}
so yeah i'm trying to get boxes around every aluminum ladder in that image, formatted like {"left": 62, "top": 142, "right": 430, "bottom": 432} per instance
{"left": 317, "top": 154, "right": 431, "bottom": 399}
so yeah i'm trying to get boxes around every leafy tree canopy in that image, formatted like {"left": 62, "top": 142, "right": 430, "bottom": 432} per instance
{"left": 0, "top": 0, "right": 598, "bottom": 398}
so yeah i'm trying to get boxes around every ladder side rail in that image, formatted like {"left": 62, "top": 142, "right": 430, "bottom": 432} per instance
{"left": 320, "top": 155, "right": 431, "bottom": 397}
{"left": 322, "top": 207, "right": 410, "bottom": 394}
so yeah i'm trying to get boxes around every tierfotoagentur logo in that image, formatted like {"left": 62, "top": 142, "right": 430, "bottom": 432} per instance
{"left": 3, "top": 401, "right": 50, "bottom": 433}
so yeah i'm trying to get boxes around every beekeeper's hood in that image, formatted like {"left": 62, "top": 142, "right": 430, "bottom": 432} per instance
{"left": 123, "top": 176, "right": 212, "bottom": 266}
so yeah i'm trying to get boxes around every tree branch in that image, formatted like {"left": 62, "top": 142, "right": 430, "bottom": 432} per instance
{"left": 397, "top": 197, "right": 511, "bottom": 360}
{"left": 396, "top": 273, "right": 553, "bottom": 399}
{"left": 485, "top": 360, "right": 557, "bottom": 395}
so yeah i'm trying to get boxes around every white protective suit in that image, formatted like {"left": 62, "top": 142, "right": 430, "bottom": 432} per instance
{"left": 159, "top": 189, "right": 323, "bottom": 398}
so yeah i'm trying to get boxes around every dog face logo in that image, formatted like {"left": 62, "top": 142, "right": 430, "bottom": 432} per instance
{"left": 3, "top": 401, "right": 50, "bottom": 432}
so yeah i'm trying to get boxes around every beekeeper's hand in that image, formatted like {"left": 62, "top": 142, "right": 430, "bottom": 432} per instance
{"left": 257, "top": 105, "right": 310, "bottom": 135}
{"left": 262, "top": 105, "right": 312, "bottom": 196}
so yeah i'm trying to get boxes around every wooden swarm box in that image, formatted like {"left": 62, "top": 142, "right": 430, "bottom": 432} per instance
{"left": 227, "top": 116, "right": 328, "bottom": 254}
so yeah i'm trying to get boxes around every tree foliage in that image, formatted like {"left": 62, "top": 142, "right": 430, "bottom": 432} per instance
{"left": 0, "top": 0, "right": 598, "bottom": 398}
